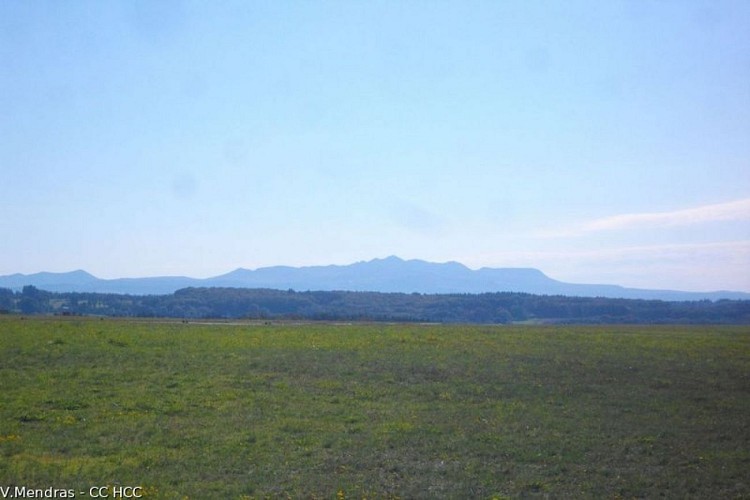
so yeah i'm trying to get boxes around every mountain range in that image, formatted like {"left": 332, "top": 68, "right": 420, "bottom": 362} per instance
{"left": 1, "top": 256, "right": 747, "bottom": 301}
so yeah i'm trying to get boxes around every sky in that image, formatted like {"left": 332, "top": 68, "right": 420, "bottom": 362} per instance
{"left": 1, "top": 0, "right": 749, "bottom": 292}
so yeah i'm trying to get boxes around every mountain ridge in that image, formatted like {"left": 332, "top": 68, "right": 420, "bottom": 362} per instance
{"left": 1, "top": 256, "right": 747, "bottom": 301}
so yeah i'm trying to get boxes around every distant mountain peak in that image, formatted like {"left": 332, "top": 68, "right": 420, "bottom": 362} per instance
{"left": 364, "top": 255, "right": 405, "bottom": 265}
{"left": 0, "top": 257, "right": 747, "bottom": 301}
{"left": 381, "top": 255, "right": 403, "bottom": 262}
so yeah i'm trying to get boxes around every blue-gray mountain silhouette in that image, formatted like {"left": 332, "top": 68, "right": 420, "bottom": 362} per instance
{"left": 1, "top": 256, "right": 746, "bottom": 301}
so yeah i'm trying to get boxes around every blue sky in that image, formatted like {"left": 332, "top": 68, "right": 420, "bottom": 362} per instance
{"left": 1, "top": 0, "right": 749, "bottom": 292}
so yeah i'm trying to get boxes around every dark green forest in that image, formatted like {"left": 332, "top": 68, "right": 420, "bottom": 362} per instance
{"left": 2, "top": 285, "right": 749, "bottom": 324}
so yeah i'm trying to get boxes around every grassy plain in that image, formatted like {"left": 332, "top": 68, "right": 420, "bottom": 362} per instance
{"left": 0, "top": 317, "right": 748, "bottom": 498}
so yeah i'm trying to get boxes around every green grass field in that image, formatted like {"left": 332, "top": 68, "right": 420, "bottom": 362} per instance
{"left": 0, "top": 317, "right": 748, "bottom": 498}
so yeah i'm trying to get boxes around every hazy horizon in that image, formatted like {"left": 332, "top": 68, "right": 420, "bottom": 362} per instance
{"left": 3, "top": 254, "right": 749, "bottom": 296}
{"left": 2, "top": 1, "right": 748, "bottom": 292}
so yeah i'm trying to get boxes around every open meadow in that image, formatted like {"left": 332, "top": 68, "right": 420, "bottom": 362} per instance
{"left": 0, "top": 317, "right": 748, "bottom": 498}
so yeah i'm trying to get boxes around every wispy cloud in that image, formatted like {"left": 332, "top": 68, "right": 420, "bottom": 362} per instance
{"left": 539, "top": 198, "right": 750, "bottom": 237}
{"left": 389, "top": 199, "right": 446, "bottom": 235}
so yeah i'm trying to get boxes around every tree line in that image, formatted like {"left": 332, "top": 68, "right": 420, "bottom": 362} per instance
{"left": 2, "top": 285, "right": 749, "bottom": 324}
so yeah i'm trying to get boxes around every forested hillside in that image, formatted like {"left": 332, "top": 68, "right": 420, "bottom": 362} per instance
{"left": 2, "top": 286, "right": 749, "bottom": 324}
